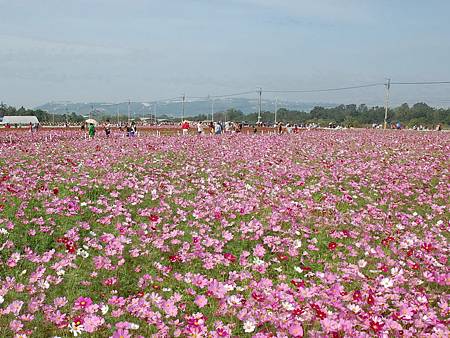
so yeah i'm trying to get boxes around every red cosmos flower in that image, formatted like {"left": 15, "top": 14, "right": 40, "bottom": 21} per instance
{"left": 369, "top": 320, "right": 384, "bottom": 333}
{"left": 278, "top": 254, "right": 289, "bottom": 261}
{"left": 406, "top": 249, "right": 414, "bottom": 257}
{"left": 169, "top": 255, "right": 181, "bottom": 263}
{"left": 223, "top": 253, "right": 236, "bottom": 263}
{"left": 66, "top": 245, "right": 76, "bottom": 254}
{"left": 353, "top": 290, "right": 362, "bottom": 301}
{"left": 411, "top": 263, "right": 420, "bottom": 270}
{"left": 367, "top": 294, "right": 375, "bottom": 306}
{"left": 292, "top": 307, "right": 304, "bottom": 316}
{"left": 73, "top": 316, "right": 84, "bottom": 326}
{"left": 214, "top": 211, "right": 222, "bottom": 220}
{"left": 95, "top": 145, "right": 101, "bottom": 151}
{"left": 380, "top": 264, "right": 389, "bottom": 273}
{"left": 56, "top": 237, "right": 67, "bottom": 244}
{"left": 301, "top": 266, "right": 312, "bottom": 271}
{"left": 392, "top": 312, "right": 401, "bottom": 320}
{"left": 251, "top": 292, "right": 265, "bottom": 302}
{"left": 152, "top": 284, "right": 161, "bottom": 290}
{"left": 421, "top": 243, "right": 433, "bottom": 252}
{"left": 0, "top": 175, "right": 10, "bottom": 182}
{"left": 291, "top": 280, "right": 305, "bottom": 288}
{"left": 328, "top": 242, "right": 337, "bottom": 250}
{"left": 53, "top": 187, "right": 59, "bottom": 195}
{"left": 216, "top": 328, "right": 228, "bottom": 337}
{"left": 316, "top": 310, "right": 327, "bottom": 320}
{"left": 149, "top": 214, "right": 159, "bottom": 222}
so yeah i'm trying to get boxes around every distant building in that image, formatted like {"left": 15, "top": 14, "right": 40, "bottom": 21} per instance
{"left": 1, "top": 116, "right": 39, "bottom": 125}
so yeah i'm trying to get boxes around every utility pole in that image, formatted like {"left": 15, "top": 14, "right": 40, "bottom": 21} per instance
{"left": 211, "top": 97, "right": 215, "bottom": 122}
{"left": 274, "top": 97, "right": 278, "bottom": 125}
{"left": 181, "top": 94, "right": 186, "bottom": 122}
{"left": 154, "top": 103, "right": 158, "bottom": 125}
{"left": 128, "top": 100, "right": 131, "bottom": 123}
{"left": 257, "top": 87, "right": 262, "bottom": 124}
{"left": 384, "top": 78, "right": 391, "bottom": 129}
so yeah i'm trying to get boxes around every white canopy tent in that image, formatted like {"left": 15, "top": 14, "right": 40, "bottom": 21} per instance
{"left": 85, "top": 118, "right": 99, "bottom": 126}
{"left": 1, "top": 116, "right": 39, "bottom": 125}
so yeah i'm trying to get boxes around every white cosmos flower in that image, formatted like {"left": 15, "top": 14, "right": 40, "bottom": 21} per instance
{"left": 39, "top": 280, "right": 50, "bottom": 289}
{"left": 100, "top": 304, "right": 109, "bottom": 315}
{"left": 253, "top": 257, "right": 264, "bottom": 266}
{"left": 57, "top": 269, "right": 66, "bottom": 276}
{"left": 358, "top": 259, "right": 367, "bottom": 268}
{"left": 380, "top": 277, "right": 393, "bottom": 288}
{"left": 129, "top": 323, "right": 140, "bottom": 330}
{"left": 0, "top": 295, "right": 4, "bottom": 304}
{"left": 224, "top": 284, "right": 234, "bottom": 291}
{"left": 0, "top": 228, "right": 8, "bottom": 235}
{"left": 347, "top": 304, "right": 361, "bottom": 313}
{"left": 69, "top": 323, "right": 84, "bottom": 336}
{"left": 243, "top": 320, "right": 256, "bottom": 333}
{"left": 417, "top": 296, "right": 427, "bottom": 304}
{"left": 293, "top": 239, "right": 302, "bottom": 248}
{"left": 294, "top": 266, "right": 303, "bottom": 273}
{"left": 282, "top": 301, "right": 295, "bottom": 311}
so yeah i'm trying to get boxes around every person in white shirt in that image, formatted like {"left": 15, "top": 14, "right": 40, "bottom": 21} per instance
{"left": 197, "top": 122, "right": 203, "bottom": 135}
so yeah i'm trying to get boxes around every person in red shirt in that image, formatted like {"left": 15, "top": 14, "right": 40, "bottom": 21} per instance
{"left": 181, "top": 120, "right": 190, "bottom": 135}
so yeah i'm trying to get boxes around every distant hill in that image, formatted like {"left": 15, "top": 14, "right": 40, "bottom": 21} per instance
{"left": 36, "top": 99, "right": 336, "bottom": 118}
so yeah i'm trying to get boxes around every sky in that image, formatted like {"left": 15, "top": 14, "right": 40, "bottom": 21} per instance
{"left": 1, "top": 0, "right": 450, "bottom": 108}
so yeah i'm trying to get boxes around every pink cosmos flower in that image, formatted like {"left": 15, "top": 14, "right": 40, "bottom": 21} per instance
{"left": 194, "top": 295, "right": 208, "bottom": 308}
{"left": 74, "top": 297, "right": 93, "bottom": 310}
{"left": 112, "top": 328, "right": 131, "bottom": 338}
{"left": 289, "top": 323, "right": 303, "bottom": 337}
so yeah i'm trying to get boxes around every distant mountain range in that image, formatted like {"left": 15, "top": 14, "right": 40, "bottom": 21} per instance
{"left": 36, "top": 98, "right": 336, "bottom": 118}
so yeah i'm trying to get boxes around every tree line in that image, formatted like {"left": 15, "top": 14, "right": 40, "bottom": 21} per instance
{"left": 1, "top": 102, "right": 448, "bottom": 127}
{"left": 188, "top": 102, "right": 449, "bottom": 127}
{"left": 0, "top": 104, "right": 85, "bottom": 123}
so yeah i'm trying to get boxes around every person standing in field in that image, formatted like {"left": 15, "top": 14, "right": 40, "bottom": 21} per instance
{"left": 104, "top": 120, "right": 111, "bottom": 138}
{"left": 88, "top": 123, "right": 95, "bottom": 138}
{"left": 214, "top": 122, "right": 222, "bottom": 135}
{"left": 277, "top": 122, "right": 283, "bottom": 134}
{"left": 182, "top": 120, "right": 190, "bottom": 135}
{"left": 197, "top": 122, "right": 203, "bottom": 135}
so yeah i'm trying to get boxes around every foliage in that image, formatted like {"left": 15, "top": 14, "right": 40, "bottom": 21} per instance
{"left": 0, "top": 103, "right": 85, "bottom": 123}
{"left": 187, "top": 103, "right": 449, "bottom": 127}
{"left": 0, "top": 131, "right": 448, "bottom": 337}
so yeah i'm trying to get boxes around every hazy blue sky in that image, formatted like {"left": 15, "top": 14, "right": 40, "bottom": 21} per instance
{"left": 1, "top": 0, "right": 450, "bottom": 107}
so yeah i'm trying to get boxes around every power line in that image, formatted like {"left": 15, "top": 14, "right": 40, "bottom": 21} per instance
{"left": 391, "top": 81, "right": 450, "bottom": 85}
{"left": 264, "top": 82, "right": 384, "bottom": 94}
{"left": 189, "top": 90, "right": 255, "bottom": 100}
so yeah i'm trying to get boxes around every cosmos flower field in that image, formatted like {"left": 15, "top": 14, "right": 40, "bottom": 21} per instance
{"left": 0, "top": 130, "right": 448, "bottom": 338}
